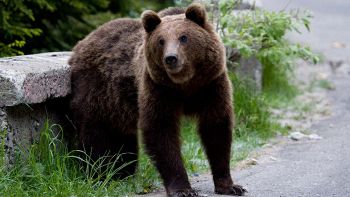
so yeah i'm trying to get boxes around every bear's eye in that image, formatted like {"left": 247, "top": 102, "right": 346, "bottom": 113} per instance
{"left": 179, "top": 35, "right": 188, "bottom": 43}
{"left": 159, "top": 39, "right": 165, "bottom": 46}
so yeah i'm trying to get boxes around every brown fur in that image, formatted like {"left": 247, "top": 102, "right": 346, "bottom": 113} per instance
{"left": 69, "top": 3, "right": 246, "bottom": 196}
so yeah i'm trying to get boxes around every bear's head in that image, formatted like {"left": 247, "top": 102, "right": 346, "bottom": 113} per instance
{"left": 141, "top": 3, "right": 226, "bottom": 86}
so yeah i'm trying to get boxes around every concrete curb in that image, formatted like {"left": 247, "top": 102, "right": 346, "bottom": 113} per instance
{"left": 0, "top": 52, "right": 71, "bottom": 107}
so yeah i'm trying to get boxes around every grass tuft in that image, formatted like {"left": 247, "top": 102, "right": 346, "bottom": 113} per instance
{"left": 0, "top": 121, "right": 138, "bottom": 196}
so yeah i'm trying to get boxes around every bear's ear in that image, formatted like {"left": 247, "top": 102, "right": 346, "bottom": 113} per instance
{"left": 185, "top": 3, "right": 207, "bottom": 27}
{"left": 142, "top": 10, "right": 161, "bottom": 33}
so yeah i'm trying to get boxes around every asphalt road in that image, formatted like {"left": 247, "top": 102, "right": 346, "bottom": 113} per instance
{"left": 231, "top": 76, "right": 350, "bottom": 197}
{"left": 230, "top": 1, "right": 350, "bottom": 196}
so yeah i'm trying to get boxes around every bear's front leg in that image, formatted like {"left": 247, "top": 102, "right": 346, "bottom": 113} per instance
{"left": 199, "top": 116, "right": 246, "bottom": 196}
{"left": 196, "top": 74, "right": 246, "bottom": 196}
{"left": 139, "top": 83, "right": 197, "bottom": 197}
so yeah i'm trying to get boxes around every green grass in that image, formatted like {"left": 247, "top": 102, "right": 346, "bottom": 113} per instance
{"left": 0, "top": 121, "right": 164, "bottom": 196}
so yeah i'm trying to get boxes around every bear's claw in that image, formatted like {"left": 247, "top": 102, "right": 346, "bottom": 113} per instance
{"left": 168, "top": 189, "right": 200, "bottom": 197}
{"left": 215, "top": 184, "right": 247, "bottom": 196}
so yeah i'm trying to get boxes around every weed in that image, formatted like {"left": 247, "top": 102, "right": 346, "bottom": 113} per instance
{"left": 0, "top": 129, "right": 6, "bottom": 168}
{"left": 308, "top": 79, "right": 335, "bottom": 91}
{"left": 218, "top": 0, "right": 319, "bottom": 103}
{"left": 0, "top": 121, "right": 128, "bottom": 196}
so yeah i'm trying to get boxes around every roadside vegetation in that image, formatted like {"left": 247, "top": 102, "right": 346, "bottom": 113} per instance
{"left": 0, "top": 0, "right": 319, "bottom": 196}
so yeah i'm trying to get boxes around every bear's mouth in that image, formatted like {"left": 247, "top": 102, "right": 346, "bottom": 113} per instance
{"left": 165, "top": 64, "right": 195, "bottom": 84}
{"left": 165, "top": 64, "right": 183, "bottom": 74}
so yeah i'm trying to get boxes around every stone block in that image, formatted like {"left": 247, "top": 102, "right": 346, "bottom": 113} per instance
{"left": 226, "top": 47, "right": 263, "bottom": 91}
{"left": 0, "top": 52, "right": 71, "bottom": 107}
{"left": 237, "top": 56, "right": 263, "bottom": 91}
{"left": 238, "top": 0, "right": 263, "bottom": 10}
{"left": 0, "top": 52, "right": 73, "bottom": 165}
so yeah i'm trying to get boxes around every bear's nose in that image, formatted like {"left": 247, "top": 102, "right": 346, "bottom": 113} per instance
{"left": 165, "top": 55, "right": 178, "bottom": 67}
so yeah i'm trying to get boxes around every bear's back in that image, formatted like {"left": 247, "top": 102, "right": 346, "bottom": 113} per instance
{"left": 69, "top": 18, "right": 144, "bottom": 77}
{"left": 69, "top": 19, "right": 143, "bottom": 131}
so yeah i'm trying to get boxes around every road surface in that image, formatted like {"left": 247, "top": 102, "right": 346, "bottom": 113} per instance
{"left": 227, "top": 1, "right": 350, "bottom": 196}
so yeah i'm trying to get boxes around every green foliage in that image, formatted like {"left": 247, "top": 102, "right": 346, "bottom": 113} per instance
{"left": 218, "top": 0, "right": 319, "bottom": 100}
{"left": 0, "top": 0, "right": 42, "bottom": 56}
{"left": 111, "top": 0, "right": 174, "bottom": 18}
{"left": 230, "top": 73, "right": 279, "bottom": 139}
{"left": 181, "top": 119, "right": 208, "bottom": 172}
{"left": 29, "top": 0, "right": 173, "bottom": 53}
{"left": 174, "top": 0, "right": 194, "bottom": 6}
{"left": 308, "top": 78, "right": 335, "bottom": 91}
{"left": 0, "top": 0, "right": 173, "bottom": 57}
{"left": 0, "top": 0, "right": 110, "bottom": 56}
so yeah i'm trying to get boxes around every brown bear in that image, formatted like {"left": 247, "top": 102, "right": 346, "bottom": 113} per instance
{"left": 69, "top": 3, "right": 246, "bottom": 197}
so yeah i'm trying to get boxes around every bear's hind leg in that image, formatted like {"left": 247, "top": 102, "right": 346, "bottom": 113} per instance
{"left": 77, "top": 122, "right": 138, "bottom": 179}
{"left": 114, "top": 132, "right": 138, "bottom": 178}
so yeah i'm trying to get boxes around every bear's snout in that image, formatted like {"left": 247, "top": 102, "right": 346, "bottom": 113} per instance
{"left": 164, "top": 54, "right": 182, "bottom": 73}
{"left": 165, "top": 55, "right": 178, "bottom": 67}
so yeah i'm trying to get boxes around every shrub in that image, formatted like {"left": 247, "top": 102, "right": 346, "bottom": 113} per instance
{"left": 218, "top": 0, "right": 319, "bottom": 99}
{"left": 0, "top": 0, "right": 42, "bottom": 56}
